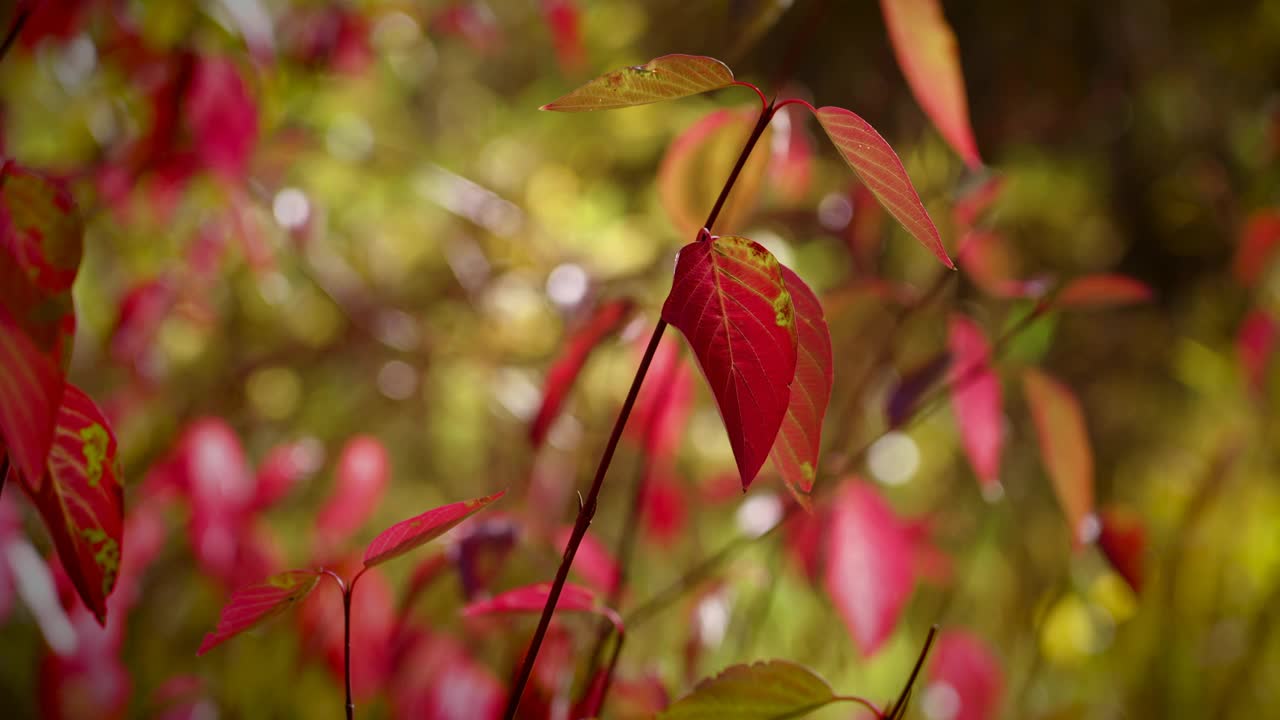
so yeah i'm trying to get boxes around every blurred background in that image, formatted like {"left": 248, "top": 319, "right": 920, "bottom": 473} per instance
{"left": 1, "top": 0, "right": 1279, "bottom": 718}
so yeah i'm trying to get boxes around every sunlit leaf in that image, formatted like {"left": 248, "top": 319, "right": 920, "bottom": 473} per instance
{"left": 949, "top": 315, "right": 1003, "bottom": 493}
{"left": 540, "top": 54, "right": 735, "bottom": 111}
{"left": 0, "top": 304, "right": 63, "bottom": 490}
{"left": 1022, "top": 369, "right": 1095, "bottom": 547}
{"left": 316, "top": 435, "right": 390, "bottom": 545}
{"left": 661, "top": 234, "right": 798, "bottom": 488}
{"left": 1054, "top": 274, "right": 1153, "bottom": 309}
{"left": 879, "top": 0, "right": 981, "bottom": 167}
{"left": 1097, "top": 506, "right": 1145, "bottom": 593}
{"left": 197, "top": 570, "right": 321, "bottom": 655}
{"left": 20, "top": 384, "right": 123, "bottom": 624}
{"left": 927, "top": 630, "right": 1004, "bottom": 720}
{"left": 363, "top": 491, "right": 505, "bottom": 567}
{"left": 462, "top": 580, "right": 622, "bottom": 633}
{"left": 659, "top": 660, "right": 839, "bottom": 719}
{"left": 769, "top": 267, "right": 833, "bottom": 505}
{"left": 530, "top": 299, "right": 634, "bottom": 448}
{"left": 825, "top": 481, "right": 915, "bottom": 656}
{"left": 814, "top": 106, "right": 954, "bottom": 268}
{"left": 658, "top": 107, "right": 772, "bottom": 235}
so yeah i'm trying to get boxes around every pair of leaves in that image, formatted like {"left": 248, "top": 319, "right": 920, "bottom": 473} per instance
{"left": 198, "top": 491, "right": 504, "bottom": 655}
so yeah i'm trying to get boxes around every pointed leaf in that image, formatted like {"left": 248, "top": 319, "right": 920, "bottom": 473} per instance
{"left": 530, "top": 299, "right": 634, "bottom": 448}
{"left": 659, "top": 660, "right": 838, "bottom": 720}
{"left": 540, "top": 54, "right": 734, "bottom": 111}
{"left": 197, "top": 570, "right": 321, "bottom": 655}
{"left": 316, "top": 435, "right": 390, "bottom": 545}
{"left": 363, "top": 490, "right": 505, "bottom": 567}
{"left": 658, "top": 107, "right": 772, "bottom": 235}
{"left": 825, "top": 481, "right": 915, "bottom": 656}
{"left": 1054, "top": 274, "right": 1153, "bottom": 309}
{"left": 927, "top": 630, "right": 1004, "bottom": 720}
{"left": 1097, "top": 506, "right": 1145, "bottom": 593}
{"left": 879, "top": 0, "right": 981, "bottom": 167}
{"left": 949, "top": 315, "right": 1003, "bottom": 493}
{"left": 462, "top": 580, "right": 622, "bottom": 633}
{"left": 20, "top": 384, "right": 123, "bottom": 624}
{"left": 661, "top": 234, "right": 798, "bottom": 488}
{"left": 0, "top": 304, "right": 63, "bottom": 490}
{"left": 814, "top": 106, "right": 953, "bottom": 268}
{"left": 1022, "top": 369, "right": 1095, "bottom": 547}
{"left": 769, "top": 267, "right": 833, "bottom": 505}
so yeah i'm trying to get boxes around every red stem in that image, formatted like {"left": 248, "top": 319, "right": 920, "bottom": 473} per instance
{"left": 320, "top": 569, "right": 357, "bottom": 720}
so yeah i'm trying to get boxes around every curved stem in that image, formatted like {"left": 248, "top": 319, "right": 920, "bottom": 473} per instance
{"left": 732, "top": 80, "right": 770, "bottom": 114}
{"left": 774, "top": 97, "right": 819, "bottom": 115}
{"left": 833, "top": 694, "right": 886, "bottom": 718}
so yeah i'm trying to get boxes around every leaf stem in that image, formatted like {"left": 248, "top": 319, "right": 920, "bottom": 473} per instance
{"left": 320, "top": 569, "right": 355, "bottom": 720}
{"left": 887, "top": 625, "right": 939, "bottom": 720}
{"left": 705, "top": 98, "right": 777, "bottom": 234}
{"left": 731, "top": 80, "right": 770, "bottom": 114}
{"left": 0, "top": 1, "right": 31, "bottom": 67}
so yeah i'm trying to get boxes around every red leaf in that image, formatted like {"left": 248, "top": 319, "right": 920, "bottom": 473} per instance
{"left": 627, "top": 335, "right": 695, "bottom": 458}
{"left": 530, "top": 299, "right": 634, "bottom": 448}
{"left": 927, "top": 630, "right": 1004, "bottom": 720}
{"left": 552, "top": 525, "right": 620, "bottom": 595}
{"left": 462, "top": 581, "right": 622, "bottom": 633}
{"left": 1098, "top": 506, "right": 1145, "bottom": 593}
{"left": 0, "top": 161, "right": 84, "bottom": 294}
{"left": 879, "top": 0, "right": 981, "bottom": 167}
{"left": 19, "top": 384, "right": 123, "bottom": 624}
{"left": 768, "top": 267, "right": 833, "bottom": 505}
{"left": 541, "top": 0, "right": 585, "bottom": 72}
{"left": 824, "top": 480, "right": 915, "bottom": 656}
{"left": 814, "top": 106, "right": 954, "bottom": 268}
{"left": 658, "top": 107, "right": 772, "bottom": 236}
{"left": 363, "top": 491, "right": 505, "bottom": 567}
{"left": 187, "top": 56, "right": 258, "bottom": 181}
{"left": 317, "top": 435, "right": 390, "bottom": 545}
{"left": 1054, "top": 274, "right": 1153, "bottom": 309}
{"left": 949, "top": 315, "right": 1003, "bottom": 493}
{"left": 957, "top": 230, "right": 1046, "bottom": 299}
{"left": 0, "top": 303, "right": 64, "bottom": 489}
{"left": 540, "top": 54, "right": 735, "bottom": 111}
{"left": 252, "top": 438, "right": 323, "bottom": 510}
{"left": 197, "top": 570, "right": 321, "bottom": 655}
{"left": 661, "top": 234, "right": 798, "bottom": 488}
{"left": 109, "top": 276, "right": 176, "bottom": 368}
{"left": 1233, "top": 209, "right": 1280, "bottom": 287}
{"left": 1237, "top": 309, "right": 1276, "bottom": 393}
{"left": 641, "top": 465, "right": 688, "bottom": 545}
{"left": 1022, "top": 369, "right": 1096, "bottom": 547}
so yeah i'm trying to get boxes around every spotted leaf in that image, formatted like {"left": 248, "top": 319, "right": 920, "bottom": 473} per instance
{"left": 541, "top": 54, "right": 735, "bottom": 111}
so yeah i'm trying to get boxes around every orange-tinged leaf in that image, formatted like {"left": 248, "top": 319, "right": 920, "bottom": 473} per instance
{"left": 1022, "top": 369, "right": 1095, "bottom": 547}
{"left": 949, "top": 315, "right": 1002, "bottom": 493}
{"left": 814, "top": 106, "right": 954, "bottom": 268}
{"left": 1054, "top": 274, "right": 1153, "bottom": 309}
{"left": 1098, "top": 506, "right": 1145, "bottom": 593}
{"left": 661, "top": 234, "right": 798, "bottom": 489}
{"left": 197, "top": 570, "right": 321, "bottom": 655}
{"left": 659, "top": 660, "right": 839, "bottom": 719}
{"left": 769, "top": 267, "right": 833, "bottom": 505}
{"left": 0, "top": 304, "right": 63, "bottom": 490}
{"left": 879, "top": 0, "right": 981, "bottom": 167}
{"left": 540, "top": 54, "right": 734, "bottom": 111}
{"left": 462, "top": 581, "right": 622, "bottom": 633}
{"left": 363, "top": 491, "right": 505, "bottom": 567}
{"left": 658, "top": 107, "right": 772, "bottom": 235}
{"left": 19, "top": 384, "right": 123, "bottom": 624}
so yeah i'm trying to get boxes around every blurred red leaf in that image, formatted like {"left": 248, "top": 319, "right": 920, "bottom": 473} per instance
{"left": 957, "top": 230, "right": 1046, "bottom": 299}
{"left": 430, "top": 2, "right": 504, "bottom": 53}
{"left": 0, "top": 160, "right": 84, "bottom": 294}
{"left": 845, "top": 183, "right": 887, "bottom": 272}
{"left": 530, "top": 299, "right": 634, "bottom": 448}
{"left": 364, "top": 491, "right": 505, "bottom": 567}
{"left": 814, "top": 106, "right": 954, "bottom": 268}
{"left": 1098, "top": 506, "right": 1145, "bottom": 593}
{"left": 662, "top": 234, "right": 798, "bottom": 489}
{"left": 109, "top": 276, "right": 176, "bottom": 369}
{"left": 176, "top": 419, "right": 256, "bottom": 583}
{"left": 186, "top": 56, "right": 258, "bottom": 182}
{"left": 391, "top": 631, "right": 504, "bottom": 720}
{"left": 317, "top": 435, "right": 390, "bottom": 545}
{"left": 252, "top": 438, "right": 323, "bottom": 511}
{"left": 1054, "top": 274, "right": 1153, "bottom": 309}
{"left": 197, "top": 570, "right": 320, "bottom": 656}
{"left": 887, "top": 352, "right": 951, "bottom": 429}
{"left": 949, "top": 315, "right": 1003, "bottom": 493}
{"left": 768, "top": 105, "right": 814, "bottom": 204}
{"left": 926, "top": 629, "right": 1004, "bottom": 720}
{"left": 542, "top": 0, "right": 585, "bottom": 73}
{"left": 20, "top": 0, "right": 94, "bottom": 48}
{"left": 1237, "top": 309, "right": 1276, "bottom": 393}
{"left": 0, "top": 304, "right": 64, "bottom": 489}
{"left": 552, "top": 525, "right": 620, "bottom": 595}
{"left": 541, "top": 54, "right": 735, "bottom": 111}
{"left": 879, "top": 0, "right": 981, "bottom": 167}
{"left": 641, "top": 465, "right": 688, "bottom": 545}
{"left": 1022, "top": 369, "right": 1096, "bottom": 547}
{"left": 952, "top": 175, "right": 1005, "bottom": 229}
{"left": 1233, "top": 209, "right": 1280, "bottom": 288}
{"left": 824, "top": 481, "right": 915, "bottom": 656}
{"left": 462, "top": 581, "right": 622, "bottom": 633}
{"left": 768, "top": 267, "right": 833, "bottom": 505}
{"left": 658, "top": 107, "right": 772, "bottom": 236}
{"left": 39, "top": 608, "right": 131, "bottom": 720}
{"left": 20, "top": 384, "right": 123, "bottom": 625}
{"left": 627, "top": 335, "right": 695, "bottom": 458}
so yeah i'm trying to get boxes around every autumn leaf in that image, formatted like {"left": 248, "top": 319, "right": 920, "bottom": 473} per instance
{"left": 949, "top": 315, "right": 1003, "bottom": 494}
{"left": 187, "top": 56, "right": 259, "bottom": 181}
{"left": 661, "top": 234, "right": 798, "bottom": 489}
{"left": 927, "top": 630, "right": 1004, "bottom": 720}
{"left": 1053, "top": 274, "right": 1153, "bottom": 309}
{"left": 316, "top": 435, "right": 390, "bottom": 545}
{"left": 658, "top": 107, "right": 772, "bottom": 235}
{"left": 1022, "top": 369, "right": 1096, "bottom": 547}
{"left": 529, "top": 299, "right": 634, "bottom": 448}
{"left": 1233, "top": 209, "right": 1280, "bottom": 288}
{"left": 879, "top": 0, "right": 982, "bottom": 167}
{"left": 1097, "top": 506, "right": 1145, "bottom": 593}
{"left": 813, "top": 106, "right": 954, "bottom": 268}
{"left": 197, "top": 570, "right": 321, "bottom": 655}
{"left": 462, "top": 581, "right": 622, "bottom": 633}
{"left": 660, "top": 660, "right": 841, "bottom": 719}
{"left": 540, "top": 54, "right": 735, "bottom": 111}
{"left": 363, "top": 491, "right": 505, "bottom": 567}
{"left": 19, "top": 384, "right": 124, "bottom": 624}
{"left": 768, "top": 267, "right": 833, "bottom": 505}
{"left": 0, "top": 304, "right": 64, "bottom": 490}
